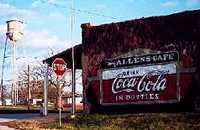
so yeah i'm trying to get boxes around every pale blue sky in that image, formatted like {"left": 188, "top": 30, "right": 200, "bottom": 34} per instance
{"left": 0, "top": 0, "right": 200, "bottom": 82}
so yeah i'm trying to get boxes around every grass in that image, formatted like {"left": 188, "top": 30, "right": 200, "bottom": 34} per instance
{"left": 4, "top": 113, "right": 200, "bottom": 130}
{"left": 0, "top": 105, "right": 69, "bottom": 113}
{"left": 0, "top": 105, "right": 28, "bottom": 110}
{"left": 41, "top": 113, "right": 200, "bottom": 130}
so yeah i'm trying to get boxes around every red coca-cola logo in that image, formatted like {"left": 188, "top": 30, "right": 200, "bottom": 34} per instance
{"left": 112, "top": 70, "right": 168, "bottom": 94}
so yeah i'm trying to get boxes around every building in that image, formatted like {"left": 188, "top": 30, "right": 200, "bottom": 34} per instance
{"left": 44, "top": 10, "right": 200, "bottom": 113}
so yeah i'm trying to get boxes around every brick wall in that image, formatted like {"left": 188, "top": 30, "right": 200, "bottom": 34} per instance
{"left": 81, "top": 10, "right": 200, "bottom": 113}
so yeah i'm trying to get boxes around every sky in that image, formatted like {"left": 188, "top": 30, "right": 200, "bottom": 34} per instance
{"left": 0, "top": 0, "right": 200, "bottom": 83}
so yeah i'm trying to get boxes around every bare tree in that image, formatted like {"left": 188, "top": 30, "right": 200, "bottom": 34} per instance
{"left": 18, "top": 65, "right": 44, "bottom": 105}
{"left": 17, "top": 61, "right": 82, "bottom": 110}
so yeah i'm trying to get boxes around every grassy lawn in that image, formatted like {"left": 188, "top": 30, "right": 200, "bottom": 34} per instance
{"left": 0, "top": 105, "right": 29, "bottom": 110}
{"left": 3, "top": 113, "right": 200, "bottom": 130}
{"left": 0, "top": 105, "right": 44, "bottom": 111}
{"left": 0, "top": 105, "right": 59, "bottom": 113}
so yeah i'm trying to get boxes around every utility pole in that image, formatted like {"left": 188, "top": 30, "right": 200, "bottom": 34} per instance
{"left": 70, "top": 0, "right": 76, "bottom": 118}
{"left": 43, "top": 64, "right": 49, "bottom": 116}
{"left": 27, "top": 65, "right": 31, "bottom": 110}
{"left": 71, "top": 46, "right": 76, "bottom": 118}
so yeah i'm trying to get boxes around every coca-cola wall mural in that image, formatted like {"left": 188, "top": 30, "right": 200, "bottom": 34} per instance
{"left": 100, "top": 51, "right": 180, "bottom": 105}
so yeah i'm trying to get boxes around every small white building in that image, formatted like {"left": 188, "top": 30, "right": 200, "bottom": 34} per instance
{"left": 32, "top": 98, "right": 42, "bottom": 105}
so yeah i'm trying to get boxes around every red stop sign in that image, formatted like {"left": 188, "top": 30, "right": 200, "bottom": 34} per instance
{"left": 52, "top": 58, "right": 67, "bottom": 76}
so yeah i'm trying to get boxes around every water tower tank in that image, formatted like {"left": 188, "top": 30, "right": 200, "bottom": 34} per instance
{"left": 6, "top": 19, "right": 23, "bottom": 42}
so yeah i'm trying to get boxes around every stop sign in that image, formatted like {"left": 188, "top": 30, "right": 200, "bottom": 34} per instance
{"left": 52, "top": 58, "right": 67, "bottom": 77}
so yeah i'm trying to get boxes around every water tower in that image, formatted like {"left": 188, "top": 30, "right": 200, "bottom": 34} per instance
{"left": 6, "top": 19, "right": 24, "bottom": 105}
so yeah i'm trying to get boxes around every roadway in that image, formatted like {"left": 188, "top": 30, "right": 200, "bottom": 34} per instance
{"left": 0, "top": 113, "right": 63, "bottom": 130}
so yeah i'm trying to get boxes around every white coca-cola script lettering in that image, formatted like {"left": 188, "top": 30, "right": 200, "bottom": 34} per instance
{"left": 112, "top": 70, "right": 168, "bottom": 94}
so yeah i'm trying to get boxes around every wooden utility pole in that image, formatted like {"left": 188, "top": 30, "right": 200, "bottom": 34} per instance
{"left": 70, "top": 0, "right": 76, "bottom": 118}
{"left": 27, "top": 65, "right": 31, "bottom": 110}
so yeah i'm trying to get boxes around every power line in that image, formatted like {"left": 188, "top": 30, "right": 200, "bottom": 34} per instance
{"left": 37, "top": 0, "right": 121, "bottom": 21}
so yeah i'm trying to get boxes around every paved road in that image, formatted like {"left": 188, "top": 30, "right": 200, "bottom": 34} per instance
{"left": 0, "top": 113, "right": 64, "bottom": 130}
{"left": 0, "top": 113, "right": 41, "bottom": 122}
{"left": 0, "top": 113, "right": 42, "bottom": 130}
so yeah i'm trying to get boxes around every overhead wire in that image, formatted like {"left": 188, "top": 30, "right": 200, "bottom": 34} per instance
{"left": 37, "top": 0, "right": 121, "bottom": 21}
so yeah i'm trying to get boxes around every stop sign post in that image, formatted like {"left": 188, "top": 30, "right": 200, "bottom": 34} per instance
{"left": 52, "top": 58, "right": 66, "bottom": 127}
